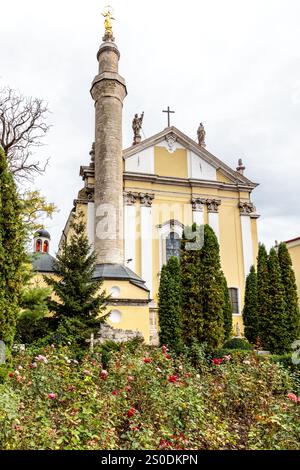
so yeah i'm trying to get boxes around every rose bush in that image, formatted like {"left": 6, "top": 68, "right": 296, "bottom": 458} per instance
{"left": 0, "top": 341, "right": 299, "bottom": 450}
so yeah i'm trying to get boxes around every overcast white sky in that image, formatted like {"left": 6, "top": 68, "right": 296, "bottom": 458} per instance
{"left": 1, "top": 0, "right": 300, "bottom": 254}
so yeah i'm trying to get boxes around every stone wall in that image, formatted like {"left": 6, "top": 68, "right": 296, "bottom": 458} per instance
{"left": 95, "top": 323, "right": 143, "bottom": 344}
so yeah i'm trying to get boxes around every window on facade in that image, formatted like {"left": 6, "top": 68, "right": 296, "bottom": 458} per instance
{"left": 166, "top": 232, "right": 181, "bottom": 262}
{"left": 43, "top": 241, "right": 49, "bottom": 253}
{"left": 229, "top": 288, "right": 239, "bottom": 314}
{"left": 35, "top": 239, "right": 42, "bottom": 252}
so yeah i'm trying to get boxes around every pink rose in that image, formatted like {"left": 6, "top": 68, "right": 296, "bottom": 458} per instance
{"left": 48, "top": 393, "right": 57, "bottom": 400}
{"left": 287, "top": 393, "right": 298, "bottom": 403}
{"left": 100, "top": 370, "right": 108, "bottom": 380}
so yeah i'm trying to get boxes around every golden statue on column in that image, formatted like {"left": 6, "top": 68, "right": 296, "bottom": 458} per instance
{"left": 102, "top": 5, "right": 115, "bottom": 41}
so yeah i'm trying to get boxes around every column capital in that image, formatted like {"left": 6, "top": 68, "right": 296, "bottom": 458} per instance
{"left": 206, "top": 198, "right": 221, "bottom": 213}
{"left": 139, "top": 193, "right": 155, "bottom": 207}
{"left": 239, "top": 201, "right": 256, "bottom": 216}
{"left": 191, "top": 197, "right": 206, "bottom": 212}
{"left": 124, "top": 191, "right": 139, "bottom": 206}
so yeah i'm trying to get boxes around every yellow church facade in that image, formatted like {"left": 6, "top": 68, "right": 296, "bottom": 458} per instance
{"left": 54, "top": 19, "right": 260, "bottom": 344}
{"left": 286, "top": 237, "right": 300, "bottom": 306}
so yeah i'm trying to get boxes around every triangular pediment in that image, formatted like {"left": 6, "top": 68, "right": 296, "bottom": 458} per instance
{"left": 123, "top": 126, "right": 257, "bottom": 188}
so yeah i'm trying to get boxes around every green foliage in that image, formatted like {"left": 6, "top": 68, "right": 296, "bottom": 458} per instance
{"left": 181, "top": 225, "right": 226, "bottom": 350}
{"left": 199, "top": 225, "right": 225, "bottom": 350}
{"left": 0, "top": 146, "right": 26, "bottom": 350}
{"left": 20, "top": 190, "right": 56, "bottom": 242}
{"left": 221, "top": 273, "right": 233, "bottom": 341}
{"left": 223, "top": 337, "right": 253, "bottom": 350}
{"left": 278, "top": 242, "right": 300, "bottom": 345}
{"left": 215, "top": 349, "right": 253, "bottom": 361}
{"left": 180, "top": 224, "right": 203, "bottom": 344}
{"left": 16, "top": 317, "right": 54, "bottom": 346}
{"left": 0, "top": 343, "right": 299, "bottom": 450}
{"left": 243, "top": 265, "right": 259, "bottom": 344}
{"left": 266, "top": 248, "right": 289, "bottom": 354}
{"left": 20, "top": 286, "right": 51, "bottom": 319}
{"left": 94, "top": 341, "right": 122, "bottom": 369}
{"left": 183, "top": 339, "right": 209, "bottom": 371}
{"left": 158, "top": 256, "right": 183, "bottom": 353}
{"left": 257, "top": 244, "right": 271, "bottom": 347}
{"left": 44, "top": 213, "right": 108, "bottom": 347}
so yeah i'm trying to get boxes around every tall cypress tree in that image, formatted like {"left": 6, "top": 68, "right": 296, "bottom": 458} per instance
{"left": 200, "top": 225, "right": 225, "bottom": 350}
{"left": 221, "top": 273, "right": 233, "bottom": 342}
{"left": 278, "top": 242, "right": 300, "bottom": 345}
{"left": 0, "top": 146, "right": 26, "bottom": 350}
{"left": 243, "top": 265, "right": 259, "bottom": 344}
{"left": 180, "top": 224, "right": 203, "bottom": 344}
{"left": 45, "top": 214, "right": 108, "bottom": 345}
{"left": 266, "top": 248, "right": 289, "bottom": 354}
{"left": 158, "top": 256, "right": 183, "bottom": 353}
{"left": 257, "top": 244, "right": 270, "bottom": 348}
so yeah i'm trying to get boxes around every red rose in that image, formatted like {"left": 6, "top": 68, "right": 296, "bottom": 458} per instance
{"left": 162, "top": 345, "right": 168, "bottom": 354}
{"left": 165, "top": 354, "right": 172, "bottom": 360}
{"left": 127, "top": 407, "right": 136, "bottom": 418}
{"left": 168, "top": 375, "right": 178, "bottom": 383}
{"left": 212, "top": 358, "right": 221, "bottom": 365}
{"left": 143, "top": 358, "right": 152, "bottom": 364}
{"left": 112, "top": 390, "right": 118, "bottom": 396}
{"left": 8, "top": 373, "right": 14, "bottom": 378}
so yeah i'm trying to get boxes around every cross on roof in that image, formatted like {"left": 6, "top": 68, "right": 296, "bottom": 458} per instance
{"left": 162, "top": 106, "right": 175, "bottom": 127}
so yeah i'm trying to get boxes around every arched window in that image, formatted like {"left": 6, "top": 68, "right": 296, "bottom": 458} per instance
{"left": 35, "top": 239, "right": 42, "bottom": 252}
{"left": 43, "top": 240, "right": 49, "bottom": 253}
{"left": 166, "top": 232, "right": 181, "bottom": 262}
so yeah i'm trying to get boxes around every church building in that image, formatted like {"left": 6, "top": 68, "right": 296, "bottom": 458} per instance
{"left": 58, "top": 13, "right": 259, "bottom": 344}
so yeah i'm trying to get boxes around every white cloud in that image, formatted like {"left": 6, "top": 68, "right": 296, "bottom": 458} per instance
{"left": 1, "top": 0, "right": 300, "bottom": 253}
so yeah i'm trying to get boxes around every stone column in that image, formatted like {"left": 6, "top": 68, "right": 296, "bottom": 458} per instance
{"left": 140, "top": 193, "right": 154, "bottom": 296}
{"left": 207, "top": 199, "right": 221, "bottom": 241}
{"left": 91, "top": 38, "right": 127, "bottom": 265}
{"left": 124, "top": 191, "right": 138, "bottom": 272}
{"left": 239, "top": 202, "right": 256, "bottom": 278}
{"left": 191, "top": 197, "right": 206, "bottom": 226}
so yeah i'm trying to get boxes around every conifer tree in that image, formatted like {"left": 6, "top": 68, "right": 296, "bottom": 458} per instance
{"left": 158, "top": 256, "right": 183, "bottom": 353}
{"left": 180, "top": 224, "right": 203, "bottom": 344}
{"left": 257, "top": 244, "right": 270, "bottom": 347}
{"left": 243, "top": 265, "right": 259, "bottom": 344}
{"left": 266, "top": 248, "right": 289, "bottom": 354}
{"left": 278, "top": 242, "right": 300, "bottom": 345}
{"left": 45, "top": 214, "right": 108, "bottom": 345}
{"left": 200, "top": 225, "right": 225, "bottom": 350}
{"left": 221, "top": 273, "right": 233, "bottom": 341}
{"left": 0, "top": 146, "right": 26, "bottom": 350}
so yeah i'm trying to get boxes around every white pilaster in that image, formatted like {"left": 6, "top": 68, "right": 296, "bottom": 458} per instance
{"left": 87, "top": 202, "right": 95, "bottom": 249}
{"left": 193, "top": 210, "right": 204, "bottom": 226}
{"left": 141, "top": 206, "right": 153, "bottom": 295}
{"left": 241, "top": 215, "right": 253, "bottom": 278}
{"left": 208, "top": 212, "right": 219, "bottom": 241}
{"left": 124, "top": 204, "right": 136, "bottom": 272}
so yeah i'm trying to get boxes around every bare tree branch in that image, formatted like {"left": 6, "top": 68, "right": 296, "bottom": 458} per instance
{"left": 0, "top": 86, "right": 51, "bottom": 182}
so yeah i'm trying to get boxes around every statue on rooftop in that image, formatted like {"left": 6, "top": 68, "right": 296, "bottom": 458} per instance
{"left": 132, "top": 112, "right": 144, "bottom": 145}
{"left": 197, "top": 122, "right": 206, "bottom": 147}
